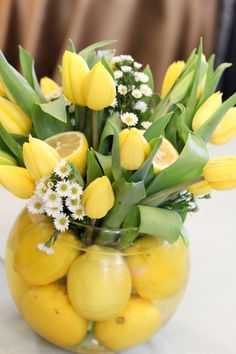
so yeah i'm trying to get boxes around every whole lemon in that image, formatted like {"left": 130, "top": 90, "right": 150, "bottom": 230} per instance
{"left": 22, "top": 284, "right": 88, "bottom": 347}
{"left": 67, "top": 245, "right": 132, "bottom": 321}
{"left": 14, "top": 222, "right": 81, "bottom": 285}
{"left": 95, "top": 296, "right": 162, "bottom": 351}
{"left": 124, "top": 235, "right": 189, "bottom": 300}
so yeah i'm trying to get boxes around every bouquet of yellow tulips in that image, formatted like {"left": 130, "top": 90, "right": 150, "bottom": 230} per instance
{"left": 0, "top": 38, "right": 236, "bottom": 250}
{"left": 2, "top": 39, "right": 236, "bottom": 353}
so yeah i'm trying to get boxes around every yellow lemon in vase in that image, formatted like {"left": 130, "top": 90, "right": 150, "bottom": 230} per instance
{"left": 124, "top": 235, "right": 189, "bottom": 300}
{"left": 67, "top": 245, "right": 132, "bottom": 321}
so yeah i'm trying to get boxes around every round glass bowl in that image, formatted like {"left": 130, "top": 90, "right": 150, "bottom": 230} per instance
{"left": 5, "top": 209, "right": 190, "bottom": 353}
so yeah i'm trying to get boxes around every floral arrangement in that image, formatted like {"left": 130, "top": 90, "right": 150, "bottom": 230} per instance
{"left": 0, "top": 39, "right": 236, "bottom": 252}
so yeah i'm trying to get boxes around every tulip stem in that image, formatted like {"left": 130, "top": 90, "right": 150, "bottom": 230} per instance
{"left": 85, "top": 219, "right": 97, "bottom": 246}
{"left": 92, "top": 110, "right": 99, "bottom": 150}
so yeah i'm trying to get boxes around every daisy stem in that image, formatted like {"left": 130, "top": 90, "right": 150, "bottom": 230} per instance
{"left": 92, "top": 110, "right": 99, "bottom": 150}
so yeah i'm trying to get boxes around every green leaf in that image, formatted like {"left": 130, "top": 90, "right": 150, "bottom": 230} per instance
{"left": 102, "top": 178, "right": 146, "bottom": 228}
{"left": 196, "top": 92, "right": 236, "bottom": 142}
{"left": 146, "top": 133, "right": 208, "bottom": 195}
{"left": 40, "top": 96, "right": 67, "bottom": 123}
{"left": 0, "top": 51, "right": 41, "bottom": 115}
{"left": 110, "top": 120, "right": 122, "bottom": 180}
{"left": 143, "top": 65, "right": 154, "bottom": 90}
{"left": 144, "top": 112, "right": 172, "bottom": 140}
{"left": 0, "top": 124, "right": 23, "bottom": 164}
{"left": 138, "top": 205, "right": 182, "bottom": 243}
{"left": 130, "top": 137, "right": 162, "bottom": 183}
{"left": 118, "top": 206, "right": 140, "bottom": 249}
{"left": 86, "top": 149, "right": 103, "bottom": 185}
{"left": 99, "top": 114, "right": 121, "bottom": 153}
{"left": 10, "top": 134, "right": 28, "bottom": 146}
{"left": 101, "top": 57, "right": 114, "bottom": 79}
{"left": 94, "top": 151, "right": 113, "bottom": 181}
{"left": 31, "top": 103, "right": 71, "bottom": 140}
{"left": 67, "top": 39, "right": 76, "bottom": 53}
{"left": 79, "top": 40, "right": 117, "bottom": 62}
{"left": 68, "top": 162, "right": 84, "bottom": 188}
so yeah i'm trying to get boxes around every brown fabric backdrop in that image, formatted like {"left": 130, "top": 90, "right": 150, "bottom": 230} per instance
{"left": 0, "top": 0, "right": 220, "bottom": 90}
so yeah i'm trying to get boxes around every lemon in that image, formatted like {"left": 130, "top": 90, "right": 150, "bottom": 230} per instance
{"left": 22, "top": 284, "right": 88, "bottom": 347}
{"left": 95, "top": 296, "right": 161, "bottom": 351}
{"left": 153, "top": 137, "right": 178, "bottom": 173}
{"left": 46, "top": 131, "right": 88, "bottom": 176}
{"left": 67, "top": 245, "right": 132, "bottom": 321}
{"left": 14, "top": 221, "right": 81, "bottom": 285}
{"left": 125, "top": 235, "right": 189, "bottom": 300}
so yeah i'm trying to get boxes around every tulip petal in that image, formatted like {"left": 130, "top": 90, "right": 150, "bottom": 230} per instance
{"left": 0, "top": 166, "right": 35, "bottom": 198}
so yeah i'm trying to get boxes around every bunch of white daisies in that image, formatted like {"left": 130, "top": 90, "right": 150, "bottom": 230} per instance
{"left": 110, "top": 55, "right": 153, "bottom": 127}
{"left": 27, "top": 160, "right": 86, "bottom": 232}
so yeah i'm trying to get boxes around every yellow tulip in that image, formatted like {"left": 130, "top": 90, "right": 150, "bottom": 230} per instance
{"left": 119, "top": 128, "right": 151, "bottom": 170}
{"left": 83, "top": 61, "right": 116, "bottom": 110}
{"left": 40, "top": 77, "right": 60, "bottom": 96}
{"left": 62, "top": 50, "right": 89, "bottom": 105}
{"left": 82, "top": 176, "right": 115, "bottom": 219}
{"left": 203, "top": 156, "right": 236, "bottom": 191}
{"left": 23, "top": 136, "right": 60, "bottom": 180}
{"left": 0, "top": 96, "right": 32, "bottom": 135}
{"left": 209, "top": 107, "right": 236, "bottom": 145}
{"left": 188, "top": 180, "right": 212, "bottom": 195}
{"left": 192, "top": 92, "right": 222, "bottom": 131}
{"left": 0, "top": 166, "right": 35, "bottom": 198}
{"left": 0, "top": 150, "right": 17, "bottom": 165}
{"left": 161, "top": 61, "right": 185, "bottom": 97}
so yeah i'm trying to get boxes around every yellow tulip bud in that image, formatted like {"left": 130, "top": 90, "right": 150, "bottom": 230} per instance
{"left": 209, "top": 107, "right": 236, "bottom": 145}
{"left": 119, "top": 128, "right": 151, "bottom": 170}
{"left": 192, "top": 92, "right": 222, "bottom": 131}
{"left": 203, "top": 156, "right": 236, "bottom": 191}
{"left": 188, "top": 180, "right": 212, "bottom": 195}
{"left": 0, "top": 150, "right": 17, "bottom": 165}
{"left": 62, "top": 50, "right": 89, "bottom": 105}
{"left": 0, "top": 166, "right": 35, "bottom": 198}
{"left": 83, "top": 62, "right": 116, "bottom": 110}
{"left": 82, "top": 176, "right": 115, "bottom": 219}
{"left": 23, "top": 136, "right": 60, "bottom": 180}
{"left": 161, "top": 61, "right": 185, "bottom": 97}
{"left": 40, "top": 77, "right": 60, "bottom": 96}
{"left": 0, "top": 96, "right": 32, "bottom": 135}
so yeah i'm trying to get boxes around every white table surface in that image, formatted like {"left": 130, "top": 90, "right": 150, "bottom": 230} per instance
{"left": 0, "top": 141, "right": 236, "bottom": 354}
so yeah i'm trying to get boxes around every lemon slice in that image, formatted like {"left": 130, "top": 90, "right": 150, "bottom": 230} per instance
{"left": 46, "top": 131, "right": 88, "bottom": 176}
{"left": 153, "top": 137, "right": 178, "bottom": 173}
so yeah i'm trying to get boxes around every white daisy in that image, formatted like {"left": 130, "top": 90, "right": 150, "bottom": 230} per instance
{"left": 114, "top": 70, "right": 123, "bottom": 80}
{"left": 27, "top": 196, "right": 45, "bottom": 215}
{"left": 37, "top": 243, "right": 55, "bottom": 255}
{"left": 68, "top": 104, "right": 75, "bottom": 113}
{"left": 134, "top": 72, "right": 149, "bottom": 83}
{"left": 140, "top": 84, "right": 153, "bottom": 96}
{"left": 45, "top": 204, "right": 63, "bottom": 218}
{"left": 35, "top": 178, "right": 48, "bottom": 197}
{"left": 56, "top": 180, "right": 71, "bottom": 197}
{"left": 120, "top": 55, "right": 134, "bottom": 62}
{"left": 141, "top": 121, "right": 152, "bottom": 129}
{"left": 69, "top": 182, "right": 83, "bottom": 198}
{"left": 121, "top": 65, "right": 132, "bottom": 73}
{"left": 121, "top": 112, "right": 138, "bottom": 127}
{"left": 118, "top": 84, "right": 128, "bottom": 95}
{"left": 43, "top": 190, "right": 62, "bottom": 208}
{"left": 131, "top": 89, "right": 143, "bottom": 99}
{"left": 111, "top": 56, "right": 122, "bottom": 65}
{"left": 47, "top": 181, "right": 54, "bottom": 189}
{"left": 65, "top": 197, "right": 81, "bottom": 212}
{"left": 134, "top": 101, "right": 148, "bottom": 113}
{"left": 71, "top": 206, "right": 86, "bottom": 220}
{"left": 134, "top": 61, "right": 142, "bottom": 69}
{"left": 54, "top": 213, "right": 70, "bottom": 232}
{"left": 110, "top": 98, "right": 118, "bottom": 108}
{"left": 54, "top": 160, "right": 71, "bottom": 178}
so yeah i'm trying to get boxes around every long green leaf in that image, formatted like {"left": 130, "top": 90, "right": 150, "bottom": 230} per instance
{"left": 144, "top": 112, "right": 172, "bottom": 140}
{"left": 86, "top": 150, "right": 103, "bottom": 185}
{"left": 40, "top": 96, "right": 67, "bottom": 123}
{"left": 79, "top": 40, "right": 117, "bottom": 61}
{"left": 0, "top": 51, "right": 41, "bottom": 115}
{"left": 94, "top": 151, "right": 113, "bottom": 181}
{"left": 110, "top": 120, "right": 122, "bottom": 180}
{"left": 0, "top": 124, "right": 23, "bottom": 165}
{"left": 146, "top": 133, "right": 208, "bottom": 195}
{"left": 138, "top": 205, "right": 182, "bottom": 243}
